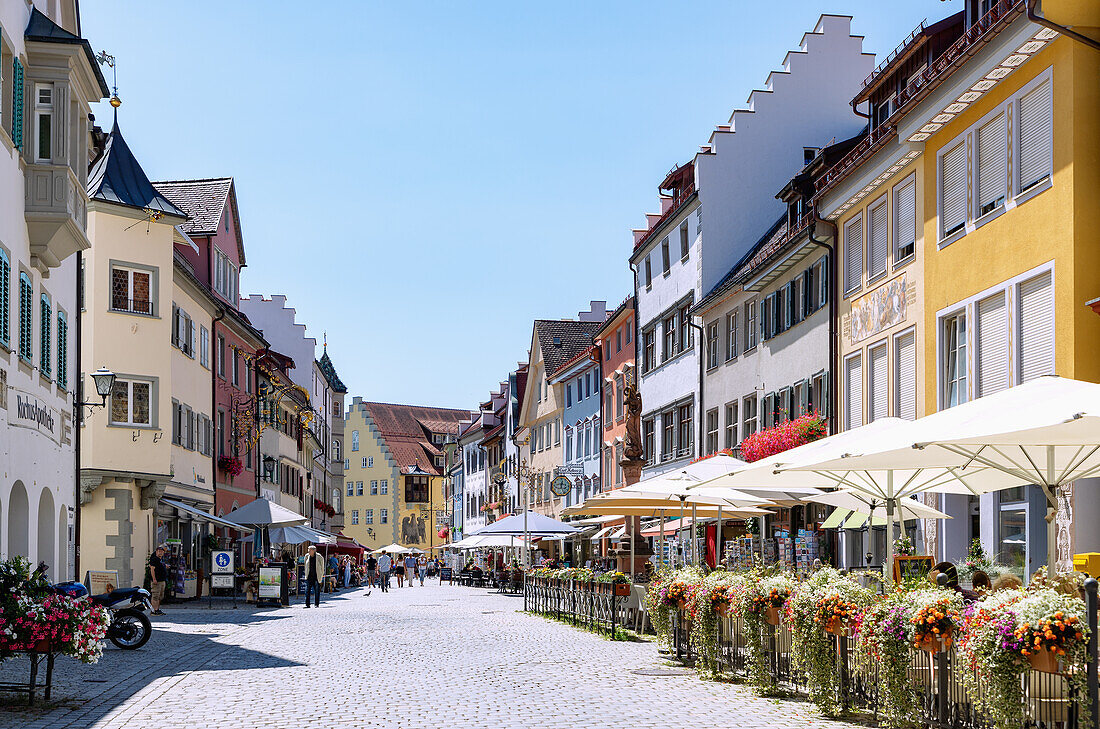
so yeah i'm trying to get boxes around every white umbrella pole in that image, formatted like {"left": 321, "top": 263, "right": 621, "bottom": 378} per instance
{"left": 691, "top": 502, "right": 698, "bottom": 565}
{"left": 659, "top": 509, "right": 666, "bottom": 569}
{"left": 678, "top": 496, "right": 686, "bottom": 568}
{"left": 716, "top": 504, "right": 723, "bottom": 569}
{"left": 629, "top": 517, "right": 635, "bottom": 581}
{"left": 885, "top": 472, "right": 895, "bottom": 585}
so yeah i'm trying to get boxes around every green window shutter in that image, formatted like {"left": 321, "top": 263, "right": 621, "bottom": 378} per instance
{"left": 19, "top": 272, "right": 31, "bottom": 361}
{"left": 11, "top": 58, "right": 23, "bottom": 151}
{"left": 40, "top": 294, "right": 51, "bottom": 378}
{"left": 56, "top": 311, "right": 67, "bottom": 390}
{"left": 0, "top": 250, "right": 9, "bottom": 348}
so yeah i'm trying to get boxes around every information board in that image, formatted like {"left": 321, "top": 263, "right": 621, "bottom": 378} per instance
{"left": 439, "top": 567, "right": 453, "bottom": 584}
{"left": 210, "top": 574, "right": 234, "bottom": 589}
{"left": 258, "top": 566, "right": 282, "bottom": 598}
{"left": 211, "top": 551, "right": 234, "bottom": 574}
{"left": 86, "top": 570, "right": 119, "bottom": 595}
{"left": 893, "top": 555, "right": 934, "bottom": 582}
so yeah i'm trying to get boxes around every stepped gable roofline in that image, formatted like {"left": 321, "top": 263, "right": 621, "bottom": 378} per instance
{"left": 534, "top": 319, "right": 603, "bottom": 377}
{"left": 25, "top": 7, "right": 109, "bottom": 96}
{"left": 693, "top": 213, "right": 788, "bottom": 315}
{"left": 152, "top": 177, "right": 245, "bottom": 264}
{"left": 88, "top": 120, "right": 188, "bottom": 219}
{"left": 316, "top": 347, "right": 348, "bottom": 394}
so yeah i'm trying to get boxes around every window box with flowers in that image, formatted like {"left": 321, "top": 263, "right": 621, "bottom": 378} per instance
{"left": 739, "top": 411, "right": 827, "bottom": 463}
{"left": 217, "top": 455, "right": 243, "bottom": 479}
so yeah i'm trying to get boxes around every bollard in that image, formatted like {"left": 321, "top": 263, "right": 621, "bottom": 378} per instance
{"left": 936, "top": 572, "right": 950, "bottom": 727}
{"left": 1086, "top": 578, "right": 1098, "bottom": 729}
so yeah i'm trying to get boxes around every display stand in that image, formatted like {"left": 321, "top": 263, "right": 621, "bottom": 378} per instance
{"left": 0, "top": 646, "right": 55, "bottom": 704}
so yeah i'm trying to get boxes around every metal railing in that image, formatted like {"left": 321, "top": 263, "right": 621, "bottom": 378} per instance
{"left": 524, "top": 577, "right": 630, "bottom": 637}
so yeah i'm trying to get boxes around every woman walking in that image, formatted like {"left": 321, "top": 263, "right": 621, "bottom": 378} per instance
{"left": 417, "top": 555, "right": 427, "bottom": 586}
{"left": 394, "top": 556, "right": 405, "bottom": 588}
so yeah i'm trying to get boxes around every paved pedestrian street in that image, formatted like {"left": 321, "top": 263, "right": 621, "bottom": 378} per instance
{"left": 1, "top": 584, "right": 855, "bottom": 729}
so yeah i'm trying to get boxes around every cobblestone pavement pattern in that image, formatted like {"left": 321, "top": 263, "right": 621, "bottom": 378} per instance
{"left": 1, "top": 583, "right": 856, "bottom": 729}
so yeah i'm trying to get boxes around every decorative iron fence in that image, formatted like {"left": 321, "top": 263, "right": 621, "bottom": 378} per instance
{"left": 524, "top": 577, "right": 629, "bottom": 637}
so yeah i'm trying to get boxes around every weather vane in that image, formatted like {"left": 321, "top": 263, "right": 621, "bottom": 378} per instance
{"left": 95, "top": 50, "right": 121, "bottom": 109}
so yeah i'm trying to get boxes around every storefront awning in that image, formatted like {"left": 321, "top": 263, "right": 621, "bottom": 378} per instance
{"left": 820, "top": 508, "right": 850, "bottom": 529}
{"left": 161, "top": 498, "right": 253, "bottom": 532}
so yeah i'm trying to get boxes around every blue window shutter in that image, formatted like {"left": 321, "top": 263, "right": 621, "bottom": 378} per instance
{"left": 57, "top": 311, "right": 67, "bottom": 390}
{"left": 19, "top": 272, "right": 32, "bottom": 361}
{"left": 11, "top": 58, "right": 23, "bottom": 150}
{"left": 40, "top": 294, "right": 51, "bottom": 378}
{"left": 0, "top": 249, "right": 9, "bottom": 347}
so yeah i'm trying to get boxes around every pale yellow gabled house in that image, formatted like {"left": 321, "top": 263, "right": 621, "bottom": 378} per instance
{"left": 80, "top": 121, "right": 225, "bottom": 592}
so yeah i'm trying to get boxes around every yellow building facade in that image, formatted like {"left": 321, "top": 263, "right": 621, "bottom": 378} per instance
{"left": 342, "top": 402, "right": 398, "bottom": 552}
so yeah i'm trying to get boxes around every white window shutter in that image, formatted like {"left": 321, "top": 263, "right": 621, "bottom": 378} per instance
{"left": 1018, "top": 271, "right": 1054, "bottom": 383}
{"left": 976, "top": 292, "right": 1008, "bottom": 397}
{"left": 941, "top": 143, "right": 967, "bottom": 237}
{"left": 844, "top": 219, "right": 862, "bottom": 293}
{"left": 894, "top": 179, "right": 916, "bottom": 260}
{"left": 845, "top": 355, "right": 863, "bottom": 430}
{"left": 1018, "top": 79, "right": 1053, "bottom": 193}
{"left": 894, "top": 330, "right": 916, "bottom": 420}
{"left": 869, "top": 344, "right": 888, "bottom": 423}
{"left": 868, "top": 201, "right": 888, "bottom": 279}
{"left": 977, "top": 113, "right": 1007, "bottom": 215}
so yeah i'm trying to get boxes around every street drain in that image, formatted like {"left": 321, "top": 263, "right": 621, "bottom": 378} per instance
{"left": 85, "top": 679, "right": 109, "bottom": 683}
{"left": 631, "top": 668, "right": 694, "bottom": 677}
{"left": 482, "top": 610, "right": 501, "bottom": 614}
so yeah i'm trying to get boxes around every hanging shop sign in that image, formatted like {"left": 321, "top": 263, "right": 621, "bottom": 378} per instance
{"left": 550, "top": 476, "right": 573, "bottom": 497}
{"left": 10, "top": 387, "right": 59, "bottom": 443}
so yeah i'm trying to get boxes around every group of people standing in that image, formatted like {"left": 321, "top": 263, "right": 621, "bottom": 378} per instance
{"left": 362, "top": 552, "right": 438, "bottom": 592}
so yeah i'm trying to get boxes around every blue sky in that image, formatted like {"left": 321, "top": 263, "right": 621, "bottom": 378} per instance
{"left": 82, "top": 1, "right": 961, "bottom": 410}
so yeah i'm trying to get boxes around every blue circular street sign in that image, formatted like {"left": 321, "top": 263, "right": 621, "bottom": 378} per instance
{"left": 214, "top": 552, "right": 231, "bottom": 569}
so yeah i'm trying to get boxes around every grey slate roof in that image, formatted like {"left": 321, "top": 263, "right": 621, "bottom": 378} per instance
{"left": 87, "top": 120, "right": 188, "bottom": 218}
{"left": 151, "top": 178, "right": 233, "bottom": 236}
{"left": 535, "top": 320, "right": 602, "bottom": 377}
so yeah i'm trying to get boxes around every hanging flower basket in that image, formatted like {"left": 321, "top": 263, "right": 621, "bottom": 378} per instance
{"left": 917, "top": 628, "right": 953, "bottom": 653}
{"left": 824, "top": 616, "right": 851, "bottom": 636}
{"left": 217, "top": 456, "right": 243, "bottom": 478}
{"left": 765, "top": 605, "right": 782, "bottom": 626}
{"left": 1028, "top": 649, "right": 1063, "bottom": 674}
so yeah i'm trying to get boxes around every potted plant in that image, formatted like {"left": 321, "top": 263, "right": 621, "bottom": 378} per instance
{"left": 910, "top": 590, "right": 961, "bottom": 653}
{"left": 594, "top": 571, "right": 632, "bottom": 596}
{"left": 738, "top": 570, "right": 794, "bottom": 694}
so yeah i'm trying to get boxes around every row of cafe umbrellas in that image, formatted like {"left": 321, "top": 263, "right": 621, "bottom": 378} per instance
{"left": 567, "top": 376, "right": 1100, "bottom": 582}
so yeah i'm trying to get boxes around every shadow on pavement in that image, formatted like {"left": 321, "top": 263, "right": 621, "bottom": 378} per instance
{"left": 0, "top": 601, "right": 307, "bottom": 725}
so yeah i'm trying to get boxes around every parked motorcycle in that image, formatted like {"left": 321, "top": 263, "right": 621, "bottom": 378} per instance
{"left": 34, "top": 563, "right": 153, "bottom": 650}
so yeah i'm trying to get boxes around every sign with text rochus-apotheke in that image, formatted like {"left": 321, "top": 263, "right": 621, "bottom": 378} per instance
{"left": 11, "top": 387, "right": 59, "bottom": 443}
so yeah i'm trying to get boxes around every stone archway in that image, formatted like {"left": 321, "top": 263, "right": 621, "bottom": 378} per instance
{"left": 37, "top": 488, "right": 56, "bottom": 574}
{"left": 8, "top": 482, "right": 29, "bottom": 561}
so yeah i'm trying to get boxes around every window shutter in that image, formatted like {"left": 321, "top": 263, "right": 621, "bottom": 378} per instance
{"left": 1018, "top": 271, "right": 1054, "bottom": 383}
{"left": 894, "top": 180, "right": 916, "bottom": 261}
{"left": 39, "top": 295, "right": 50, "bottom": 378}
{"left": 819, "top": 255, "right": 830, "bottom": 307}
{"left": 56, "top": 311, "right": 67, "bottom": 389}
{"left": 844, "top": 219, "right": 862, "bottom": 292}
{"left": 19, "top": 273, "right": 32, "bottom": 360}
{"left": 977, "top": 114, "right": 1007, "bottom": 215}
{"left": 868, "top": 344, "right": 888, "bottom": 423}
{"left": 0, "top": 251, "right": 8, "bottom": 347}
{"left": 941, "top": 143, "right": 967, "bottom": 237}
{"left": 845, "top": 355, "right": 863, "bottom": 430}
{"left": 11, "top": 58, "right": 23, "bottom": 151}
{"left": 798, "top": 381, "right": 809, "bottom": 415}
{"left": 1018, "top": 80, "right": 1052, "bottom": 193}
{"left": 820, "top": 374, "right": 830, "bottom": 418}
{"left": 895, "top": 331, "right": 916, "bottom": 420}
{"left": 762, "top": 393, "right": 774, "bottom": 429}
{"left": 976, "top": 292, "right": 1008, "bottom": 397}
{"left": 868, "top": 201, "right": 888, "bottom": 279}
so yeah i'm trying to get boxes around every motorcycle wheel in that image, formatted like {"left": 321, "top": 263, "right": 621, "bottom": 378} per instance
{"left": 110, "top": 609, "right": 152, "bottom": 650}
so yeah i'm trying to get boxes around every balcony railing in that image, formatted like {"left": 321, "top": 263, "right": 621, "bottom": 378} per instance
{"left": 110, "top": 298, "right": 154, "bottom": 316}
{"left": 815, "top": 0, "right": 1024, "bottom": 199}
{"left": 861, "top": 19, "right": 928, "bottom": 91}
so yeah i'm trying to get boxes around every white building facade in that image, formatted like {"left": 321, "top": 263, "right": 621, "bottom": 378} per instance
{"left": 0, "top": 1, "right": 106, "bottom": 577}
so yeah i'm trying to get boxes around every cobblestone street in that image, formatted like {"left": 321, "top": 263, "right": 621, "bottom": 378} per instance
{"left": 1, "top": 584, "right": 855, "bottom": 729}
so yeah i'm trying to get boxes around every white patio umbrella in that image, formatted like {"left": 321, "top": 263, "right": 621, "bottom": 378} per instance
{"left": 224, "top": 498, "right": 309, "bottom": 560}
{"left": 795, "top": 377, "right": 1100, "bottom": 573}
{"left": 698, "top": 418, "right": 1033, "bottom": 580}
{"left": 373, "top": 543, "right": 414, "bottom": 554}
{"left": 811, "top": 490, "right": 952, "bottom": 527}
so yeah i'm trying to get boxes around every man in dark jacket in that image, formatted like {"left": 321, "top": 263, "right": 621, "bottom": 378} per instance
{"left": 304, "top": 545, "right": 326, "bottom": 608}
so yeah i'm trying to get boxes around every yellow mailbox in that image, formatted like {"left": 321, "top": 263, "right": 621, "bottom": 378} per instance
{"left": 1072, "top": 553, "right": 1100, "bottom": 578}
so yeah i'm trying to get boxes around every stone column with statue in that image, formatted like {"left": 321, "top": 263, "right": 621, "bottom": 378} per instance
{"left": 610, "top": 372, "right": 653, "bottom": 579}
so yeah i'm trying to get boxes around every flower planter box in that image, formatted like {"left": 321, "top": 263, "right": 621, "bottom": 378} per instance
{"left": 824, "top": 617, "right": 850, "bottom": 637}
{"left": 612, "top": 583, "right": 631, "bottom": 597}
{"left": 765, "top": 606, "right": 782, "bottom": 626}
{"left": 916, "top": 629, "right": 953, "bottom": 653}
{"left": 1028, "top": 649, "right": 1063, "bottom": 674}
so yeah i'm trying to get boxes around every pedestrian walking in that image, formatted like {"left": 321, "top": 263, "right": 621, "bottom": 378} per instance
{"left": 304, "top": 545, "right": 325, "bottom": 607}
{"left": 378, "top": 551, "right": 392, "bottom": 592}
{"left": 147, "top": 545, "right": 168, "bottom": 615}
{"left": 403, "top": 554, "right": 417, "bottom": 587}
{"left": 343, "top": 556, "right": 352, "bottom": 588}
{"left": 417, "top": 556, "right": 427, "bottom": 586}
{"left": 394, "top": 556, "right": 405, "bottom": 587}
{"left": 365, "top": 553, "right": 378, "bottom": 588}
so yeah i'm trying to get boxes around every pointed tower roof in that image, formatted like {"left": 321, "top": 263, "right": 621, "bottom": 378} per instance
{"left": 316, "top": 346, "right": 348, "bottom": 394}
{"left": 88, "top": 120, "right": 188, "bottom": 218}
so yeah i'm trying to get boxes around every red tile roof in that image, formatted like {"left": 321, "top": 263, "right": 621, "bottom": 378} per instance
{"left": 360, "top": 402, "right": 473, "bottom": 476}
